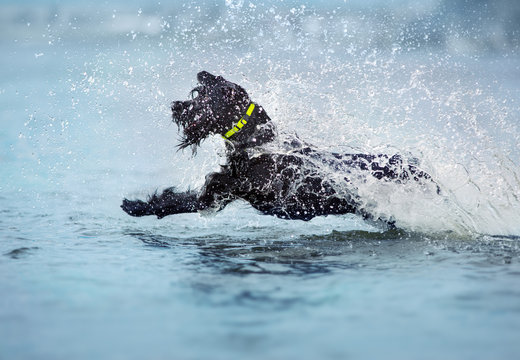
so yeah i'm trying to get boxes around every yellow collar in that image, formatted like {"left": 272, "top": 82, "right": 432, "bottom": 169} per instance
{"left": 222, "top": 103, "right": 255, "bottom": 140}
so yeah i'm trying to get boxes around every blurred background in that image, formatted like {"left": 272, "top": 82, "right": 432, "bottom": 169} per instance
{"left": 2, "top": 0, "right": 519, "bottom": 52}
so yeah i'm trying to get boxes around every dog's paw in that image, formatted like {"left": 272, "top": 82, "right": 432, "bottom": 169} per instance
{"left": 121, "top": 198, "right": 154, "bottom": 217}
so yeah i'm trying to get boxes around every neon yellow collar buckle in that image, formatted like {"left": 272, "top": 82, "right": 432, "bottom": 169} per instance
{"left": 222, "top": 103, "right": 255, "bottom": 140}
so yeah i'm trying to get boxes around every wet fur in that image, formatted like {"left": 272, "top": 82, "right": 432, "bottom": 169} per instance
{"left": 121, "top": 71, "right": 436, "bottom": 225}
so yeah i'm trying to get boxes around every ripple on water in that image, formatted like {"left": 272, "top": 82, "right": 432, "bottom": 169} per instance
{"left": 3, "top": 247, "right": 39, "bottom": 259}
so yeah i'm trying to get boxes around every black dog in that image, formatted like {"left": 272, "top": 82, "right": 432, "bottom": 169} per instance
{"left": 121, "top": 71, "right": 436, "bottom": 224}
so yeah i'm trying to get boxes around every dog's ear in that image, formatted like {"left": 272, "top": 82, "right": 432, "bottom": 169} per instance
{"left": 197, "top": 71, "right": 222, "bottom": 86}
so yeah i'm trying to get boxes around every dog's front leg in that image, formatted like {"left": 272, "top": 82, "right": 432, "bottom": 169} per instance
{"left": 121, "top": 172, "right": 237, "bottom": 219}
{"left": 121, "top": 187, "right": 201, "bottom": 218}
{"left": 197, "top": 171, "right": 238, "bottom": 212}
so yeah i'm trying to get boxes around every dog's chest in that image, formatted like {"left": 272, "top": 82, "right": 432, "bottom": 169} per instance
{"left": 228, "top": 150, "right": 314, "bottom": 199}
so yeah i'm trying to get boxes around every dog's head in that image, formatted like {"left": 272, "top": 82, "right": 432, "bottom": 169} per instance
{"left": 171, "top": 71, "right": 251, "bottom": 150}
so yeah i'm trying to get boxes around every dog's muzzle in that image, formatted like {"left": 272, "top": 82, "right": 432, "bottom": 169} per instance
{"left": 171, "top": 101, "right": 184, "bottom": 117}
{"left": 171, "top": 100, "right": 203, "bottom": 127}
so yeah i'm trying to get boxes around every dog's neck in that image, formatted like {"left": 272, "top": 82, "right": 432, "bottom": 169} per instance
{"left": 222, "top": 102, "right": 276, "bottom": 150}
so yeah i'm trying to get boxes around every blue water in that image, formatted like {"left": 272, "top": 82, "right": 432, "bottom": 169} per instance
{"left": 1, "top": 1, "right": 520, "bottom": 359}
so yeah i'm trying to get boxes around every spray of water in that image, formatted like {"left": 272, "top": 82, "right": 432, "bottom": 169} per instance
{"left": 8, "top": 0, "right": 520, "bottom": 237}
{"left": 252, "top": 57, "right": 520, "bottom": 236}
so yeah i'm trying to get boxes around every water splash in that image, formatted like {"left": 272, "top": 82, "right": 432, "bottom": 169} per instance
{"left": 255, "top": 57, "right": 520, "bottom": 236}
{"left": 6, "top": 0, "right": 520, "bottom": 237}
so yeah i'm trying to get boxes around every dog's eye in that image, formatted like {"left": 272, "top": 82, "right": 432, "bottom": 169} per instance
{"left": 190, "top": 86, "right": 205, "bottom": 99}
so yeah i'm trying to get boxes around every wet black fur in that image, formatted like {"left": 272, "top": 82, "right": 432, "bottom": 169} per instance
{"left": 121, "top": 71, "right": 436, "bottom": 224}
